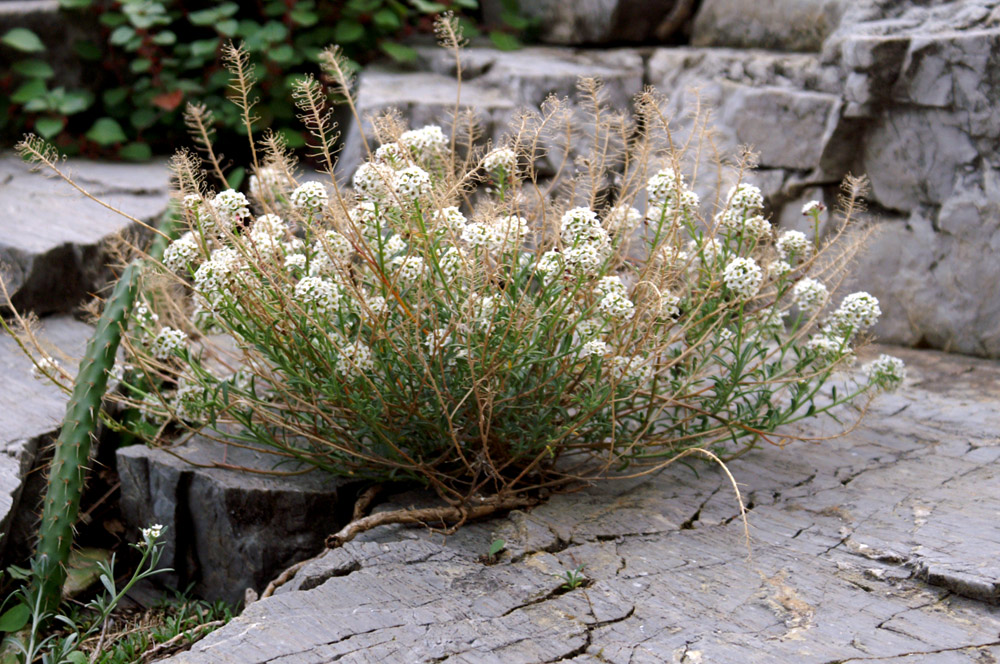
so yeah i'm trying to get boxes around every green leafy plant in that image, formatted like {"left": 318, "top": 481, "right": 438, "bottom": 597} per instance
{"left": 12, "top": 16, "right": 906, "bottom": 550}
{"left": 559, "top": 565, "right": 586, "bottom": 591}
{"left": 0, "top": 0, "right": 531, "bottom": 160}
{"left": 0, "top": 526, "right": 170, "bottom": 664}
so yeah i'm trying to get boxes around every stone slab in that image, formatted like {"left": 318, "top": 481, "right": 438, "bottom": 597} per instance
{"left": 116, "top": 435, "right": 358, "bottom": 605}
{"left": 163, "top": 346, "right": 1000, "bottom": 663}
{"left": 0, "top": 315, "right": 92, "bottom": 562}
{"left": 0, "top": 156, "right": 170, "bottom": 315}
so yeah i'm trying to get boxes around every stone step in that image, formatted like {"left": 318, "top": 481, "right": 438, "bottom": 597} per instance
{"left": 0, "top": 314, "right": 93, "bottom": 563}
{"left": 159, "top": 345, "right": 1000, "bottom": 662}
{"left": 0, "top": 155, "right": 170, "bottom": 316}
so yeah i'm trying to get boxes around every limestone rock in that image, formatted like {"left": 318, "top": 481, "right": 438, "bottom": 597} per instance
{"left": 116, "top": 435, "right": 357, "bottom": 605}
{"left": 338, "top": 47, "right": 644, "bottom": 181}
{"left": 692, "top": 0, "right": 849, "bottom": 53}
{"left": 0, "top": 315, "right": 92, "bottom": 563}
{"left": 482, "top": 0, "right": 685, "bottom": 45}
{"left": 0, "top": 156, "right": 170, "bottom": 315}
{"left": 161, "top": 347, "right": 1000, "bottom": 663}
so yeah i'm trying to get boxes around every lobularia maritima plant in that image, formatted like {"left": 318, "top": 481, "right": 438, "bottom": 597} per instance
{"left": 13, "top": 15, "right": 905, "bottom": 545}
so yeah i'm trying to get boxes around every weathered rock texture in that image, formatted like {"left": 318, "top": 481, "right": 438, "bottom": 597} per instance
{"left": 692, "top": 0, "right": 849, "bottom": 52}
{"left": 162, "top": 346, "right": 1000, "bottom": 663}
{"left": 116, "top": 436, "right": 357, "bottom": 605}
{"left": 0, "top": 156, "right": 170, "bottom": 316}
{"left": 482, "top": 0, "right": 686, "bottom": 45}
{"left": 0, "top": 315, "right": 92, "bottom": 563}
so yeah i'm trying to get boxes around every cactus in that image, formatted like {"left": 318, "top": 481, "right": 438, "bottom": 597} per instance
{"left": 30, "top": 262, "right": 140, "bottom": 614}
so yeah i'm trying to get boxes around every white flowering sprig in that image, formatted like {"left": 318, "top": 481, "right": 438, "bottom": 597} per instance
{"left": 74, "top": 44, "right": 896, "bottom": 529}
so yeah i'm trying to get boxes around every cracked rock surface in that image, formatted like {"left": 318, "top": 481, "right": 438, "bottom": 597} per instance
{"left": 163, "top": 345, "right": 1000, "bottom": 664}
{"left": 0, "top": 156, "right": 169, "bottom": 316}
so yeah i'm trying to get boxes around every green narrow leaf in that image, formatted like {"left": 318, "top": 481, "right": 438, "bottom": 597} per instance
{"left": 228, "top": 166, "right": 246, "bottom": 191}
{"left": 10, "top": 78, "right": 46, "bottom": 104}
{"left": 109, "top": 25, "right": 136, "bottom": 46}
{"left": 59, "top": 0, "right": 94, "bottom": 7}
{"left": 2, "top": 28, "right": 46, "bottom": 53}
{"left": 216, "top": 19, "right": 239, "bottom": 37}
{"left": 86, "top": 117, "right": 127, "bottom": 145}
{"left": 290, "top": 9, "right": 319, "bottom": 26}
{"left": 269, "top": 44, "right": 295, "bottom": 64}
{"left": 373, "top": 8, "right": 401, "bottom": 30}
{"left": 410, "top": 0, "right": 447, "bottom": 12}
{"left": 488, "top": 538, "right": 505, "bottom": 556}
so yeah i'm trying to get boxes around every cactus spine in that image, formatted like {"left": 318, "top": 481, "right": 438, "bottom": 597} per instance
{"left": 31, "top": 262, "right": 139, "bottom": 614}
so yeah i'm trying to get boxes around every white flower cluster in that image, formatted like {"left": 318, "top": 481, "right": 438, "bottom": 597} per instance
{"left": 576, "top": 317, "right": 602, "bottom": 339}
{"left": 598, "top": 290, "right": 636, "bottom": 321}
{"left": 863, "top": 353, "right": 905, "bottom": 391}
{"left": 659, "top": 292, "right": 681, "bottom": 319}
{"left": 375, "top": 142, "right": 406, "bottom": 166}
{"left": 536, "top": 250, "right": 563, "bottom": 280}
{"left": 353, "top": 162, "right": 393, "bottom": 201}
{"left": 285, "top": 253, "right": 307, "bottom": 271}
{"left": 483, "top": 147, "right": 518, "bottom": 175}
{"left": 193, "top": 247, "right": 240, "bottom": 296}
{"left": 828, "top": 291, "right": 881, "bottom": 336}
{"left": 802, "top": 199, "right": 825, "bottom": 215}
{"left": 424, "top": 327, "right": 451, "bottom": 353}
{"left": 612, "top": 355, "right": 650, "bottom": 382}
{"left": 350, "top": 200, "right": 385, "bottom": 238}
{"left": 290, "top": 181, "right": 329, "bottom": 213}
{"left": 400, "top": 125, "right": 447, "bottom": 156}
{"left": 294, "top": 276, "right": 341, "bottom": 314}
{"left": 768, "top": 260, "right": 791, "bottom": 277}
{"left": 776, "top": 230, "right": 812, "bottom": 262}
{"left": 210, "top": 189, "right": 251, "bottom": 232}
{"left": 717, "top": 183, "right": 764, "bottom": 231}
{"left": 438, "top": 246, "right": 464, "bottom": 280}
{"left": 688, "top": 237, "right": 723, "bottom": 266}
{"left": 722, "top": 257, "right": 763, "bottom": 299}
{"left": 646, "top": 168, "right": 700, "bottom": 221}
{"left": 140, "top": 523, "right": 164, "bottom": 542}
{"left": 806, "top": 333, "right": 850, "bottom": 362}
{"left": 582, "top": 339, "right": 610, "bottom": 357}
{"left": 163, "top": 232, "right": 200, "bottom": 273}
{"left": 149, "top": 327, "right": 188, "bottom": 359}
{"left": 31, "top": 356, "right": 61, "bottom": 381}
{"left": 462, "top": 215, "right": 529, "bottom": 253}
{"left": 173, "top": 377, "right": 205, "bottom": 422}
{"left": 384, "top": 234, "right": 407, "bottom": 258}
{"left": 392, "top": 255, "right": 427, "bottom": 282}
{"left": 561, "top": 207, "right": 611, "bottom": 276}
{"left": 432, "top": 206, "right": 468, "bottom": 236}
{"left": 792, "top": 277, "right": 828, "bottom": 314}
{"left": 394, "top": 166, "right": 432, "bottom": 202}
{"left": 309, "top": 230, "right": 353, "bottom": 275}
{"left": 336, "top": 339, "right": 374, "bottom": 375}
{"left": 469, "top": 294, "right": 499, "bottom": 328}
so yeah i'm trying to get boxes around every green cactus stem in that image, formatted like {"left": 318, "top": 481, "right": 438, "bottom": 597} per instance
{"left": 31, "top": 262, "right": 140, "bottom": 614}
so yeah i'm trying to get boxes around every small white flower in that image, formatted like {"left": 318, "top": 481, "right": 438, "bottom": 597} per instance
{"left": 173, "top": 377, "right": 206, "bottom": 423}
{"left": 193, "top": 248, "right": 240, "bottom": 295}
{"left": 294, "top": 276, "right": 341, "bottom": 314}
{"left": 807, "top": 333, "right": 853, "bottom": 363}
{"left": 424, "top": 327, "right": 451, "bottom": 353}
{"left": 863, "top": 354, "right": 905, "bottom": 391}
{"left": 776, "top": 230, "right": 812, "bottom": 262}
{"left": 792, "top": 278, "right": 828, "bottom": 314}
{"left": 183, "top": 194, "right": 202, "bottom": 211}
{"left": 829, "top": 291, "right": 881, "bottom": 335}
{"left": 353, "top": 162, "right": 394, "bottom": 201}
{"left": 768, "top": 260, "right": 792, "bottom": 277}
{"left": 647, "top": 168, "right": 684, "bottom": 206}
{"left": 802, "top": 200, "right": 826, "bottom": 215}
{"left": 350, "top": 200, "right": 383, "bottom": 237}
{"left": 365, "top": 294, "right": 388, "bottom": 316}
{"left": 31, "top": 356, "right": 61, "bottom": 381}
{"left": 162, "top": 232, "right": 200, "bottom": 273}
{"left": 375, "top": 141, "right": 406, "bottom": 167}
{"left": 612, "top": 355, "right": 650, "bottom": 382}
{"left": 717, "top": 328, "right": 735, "bottom": 343}
{"left": 384, "top": 234, "right": 407, "bottom": 257}
{"left": 727, "top": 183, "right": 764, "bottom": 216}
{"left": 722, "top": 257, "right": 763, "bottom": 299}
{"left": 149, "top": 327, "right": 188, "bottom": 359}
{"left": 432, "top": 206, "right": 468, "bottom": 235}
{"left": 595, "top": 276, "right": 627, "bottom": 299}
{"left": 560, "top": 207, "right": 601, "bottom": 244}
{"left": 290, "top": 181, "right": 329, "bottom": 213}
{"left": 438, "top": 246, "right": 463, "bottom": 280}
{"left": 536, "top": 250, "right": 563, "bottom": 278}
{"left": 658, "top": 292, "right": 681, "bottom": 319}
{"left": 688, "top": 237, "right": 723, "bottom": 265}
{"left": 392, "top": 255, "right": 426, "bottom": 282}
{"left": 483, "top": 147, "right": 518, "bottom": 175}
{"left": 461, "top": 222, "right": 494, "bottom": 250}
{"left": 742, "top": 215, "right": 772, "bottom": 238}
{"left": 309, "top": 230, "right": 353, "bottom": 274}
{"left": 249, "top": 164, "right": 287, "bottom": 202}
{"left": 598, "top": 291, "right": 635, "bottom": 321}
{"left": 400, "top": 125, "right": 447, "bottom": 156}
{"left": 581, "top": 339, "right": 611, "bottom": 357}
{"left": 576, "top": 317, "right": 603, "bottom": 339}
{"left": 140, "top": 524, "right": 164, "bottom": 541}
{"left": 563, "top": 243, "right": 607, "bottom": 276}
{"left": 285, "top": 253, "right": 307, "bottom": 271}
{"left": 394, "top": 166, "right": 432, "bottom": 202}
{"left": 254, "top": 214, "right": 288, "bottom": 238}
{"left": 211, "top": 189, "right": 251, "bottom": 230}
{"left": 336, "top": 339, "right": 374, "bottom": 375}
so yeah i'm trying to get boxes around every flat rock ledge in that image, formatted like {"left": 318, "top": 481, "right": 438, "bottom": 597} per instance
{"left": 0, "top": 156, "right": 170, "bottom": 316}
{"left": 164, "top": 346, "right": 1000, "bottom": 664}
